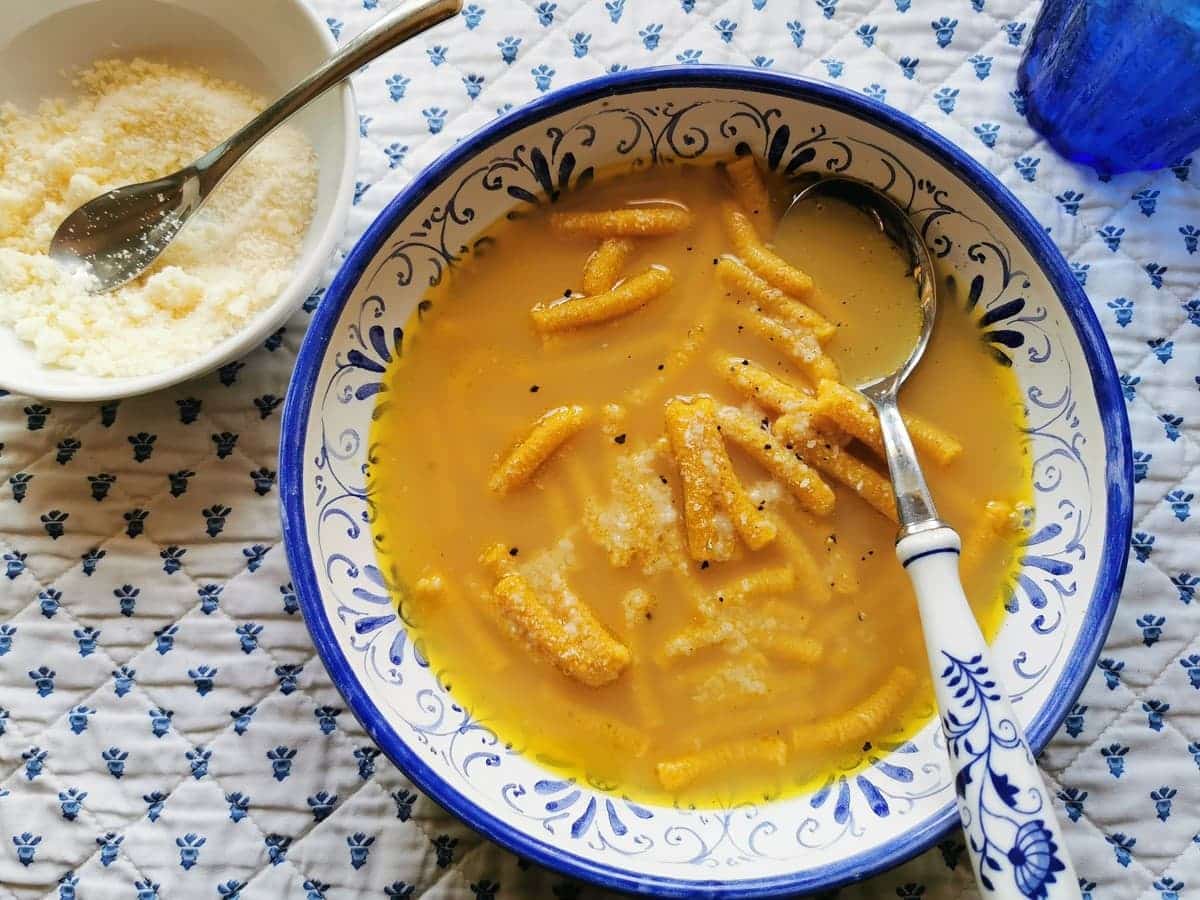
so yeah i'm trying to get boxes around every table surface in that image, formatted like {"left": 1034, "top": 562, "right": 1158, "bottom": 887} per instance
{"left": 2, "top": 1, "right": 1198, "bottom": 897}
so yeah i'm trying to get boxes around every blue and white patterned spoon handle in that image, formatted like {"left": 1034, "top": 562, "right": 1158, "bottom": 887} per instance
{"left": 898, "top": 525, "right": 1080, "bottom": 899}
{"left": 865, "top": 386, "right": 1080, "bottom": 900}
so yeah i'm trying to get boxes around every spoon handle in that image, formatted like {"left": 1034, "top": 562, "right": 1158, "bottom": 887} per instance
{"left": 899, "top": 528, "right": 1080, "bottom": 899}
{"left": 196, "top": 0, "right": 462, "bottom": 191}
{"left": 870, "top": 394, "right": 1080, "bottom": 899}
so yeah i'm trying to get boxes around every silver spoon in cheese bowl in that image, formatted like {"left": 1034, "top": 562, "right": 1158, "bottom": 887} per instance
{"left": 49, "top": 0, "right": 461, "bottom": 293}
{"left": 780, "top": 176, "right": 1081, "bottom": 900}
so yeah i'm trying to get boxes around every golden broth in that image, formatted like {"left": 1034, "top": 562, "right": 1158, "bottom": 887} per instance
{"left": 369, "top": 160, "right": 1031, "bottom": 806}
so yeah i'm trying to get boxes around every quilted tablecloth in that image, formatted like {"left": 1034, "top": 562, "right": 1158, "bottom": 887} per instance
{"left": 2, "top": 0, "right": 1198, "bottom": 897}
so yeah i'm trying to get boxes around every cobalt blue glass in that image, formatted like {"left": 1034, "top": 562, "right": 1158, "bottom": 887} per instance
{"left": 1018, "top": 0, "right": 1200, "bottom": 174}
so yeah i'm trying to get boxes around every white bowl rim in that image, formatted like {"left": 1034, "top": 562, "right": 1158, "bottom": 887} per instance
{"left": 280, "top": 66, "right": 1133, "bottom": 898}
{"left": 0, "top": 0, "right": 357, "bottom": 403}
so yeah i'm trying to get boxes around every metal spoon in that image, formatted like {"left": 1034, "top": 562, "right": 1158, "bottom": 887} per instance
{"left": 785, "top": 177, "right": 1080, "bottom": 900}
{"left": 49, "top": 0, "right": 462, "bottom": 292}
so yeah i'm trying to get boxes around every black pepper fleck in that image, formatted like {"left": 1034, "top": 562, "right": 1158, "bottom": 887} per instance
{"left": 529, "top": 385, "right": 540, "bottom": 393}
{"left": 657, "top": 363, "right": 665, "bottom": 371}
{"left": 509, "top": 547, "right": 519, "bottom": 556}
{"left": 700, "top": 560, "right": 710, "bottom": 570}
{"left": 614, "top": 433, "right": 627, "bottom": 445}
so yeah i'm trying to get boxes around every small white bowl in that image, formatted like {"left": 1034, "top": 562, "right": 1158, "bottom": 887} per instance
{"left": 0, "top": 0, "right": 357, "bottom": 402}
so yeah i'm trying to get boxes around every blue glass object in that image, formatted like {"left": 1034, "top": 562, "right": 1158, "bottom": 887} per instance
{"left": 1018, "top": 0, "right": 1200, "bottom": 173}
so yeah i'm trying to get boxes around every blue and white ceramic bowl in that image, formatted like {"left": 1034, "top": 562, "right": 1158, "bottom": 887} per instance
{"left": 280, "top": 68, "right": 1132, "bottom": 897}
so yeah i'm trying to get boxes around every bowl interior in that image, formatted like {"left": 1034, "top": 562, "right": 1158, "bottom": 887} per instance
{"left": 0, "top": 0, "right": 353, "bottom": 401}
{"left": 283, "top": 71, "right": 1128, "bottom": 897}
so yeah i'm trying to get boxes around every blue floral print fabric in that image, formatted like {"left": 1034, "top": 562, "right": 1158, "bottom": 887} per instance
{"left": 1, "top": 1, "right": 1197, "bottom": 897}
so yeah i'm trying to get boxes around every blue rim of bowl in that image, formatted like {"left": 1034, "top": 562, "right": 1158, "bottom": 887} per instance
{"left": 281, "top": 66, "right": 1132, "bottom": 898}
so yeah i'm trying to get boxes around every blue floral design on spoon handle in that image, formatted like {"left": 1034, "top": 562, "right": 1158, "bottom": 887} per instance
{"left": 900, "top": 526, "right": 1079, "bottom": 899}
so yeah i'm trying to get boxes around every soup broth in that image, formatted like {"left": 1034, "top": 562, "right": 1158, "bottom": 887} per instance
{"left": 369, "top": 159, "right": 1031, "bottom": 805}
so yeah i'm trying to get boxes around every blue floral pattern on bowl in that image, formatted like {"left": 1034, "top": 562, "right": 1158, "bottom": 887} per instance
{"left": 281, "top": 68, "right": 1130, "bottom": 898}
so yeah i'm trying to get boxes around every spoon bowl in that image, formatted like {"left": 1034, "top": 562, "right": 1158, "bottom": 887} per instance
{"left": 50, "top": 170, "right": 204, "bottom": 291}
{"left": 786, "top": 176, "right": 937, "bottom": 397}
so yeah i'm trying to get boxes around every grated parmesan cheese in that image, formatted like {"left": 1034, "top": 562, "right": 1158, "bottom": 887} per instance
{"left": 0, "top": 58, "right": 318, "bottom": 376}
{"left": 747, "top": 479, "right": 784, "bottom": 507}
{"left": 693, "top": 657, "right": 768, "bottom": 705}
{"left": 584, "top": 447, "right": 686, "bottom": 575}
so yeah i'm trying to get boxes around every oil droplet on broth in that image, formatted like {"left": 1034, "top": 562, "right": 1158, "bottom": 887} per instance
{"left": 773, "top": 197, "right": 924, "bottom": 386}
